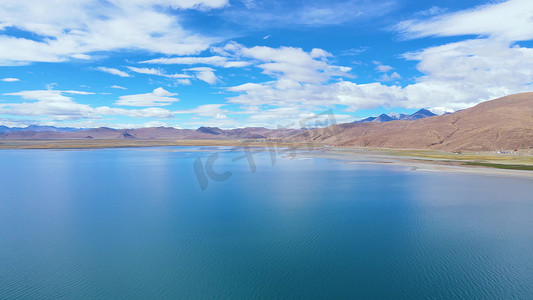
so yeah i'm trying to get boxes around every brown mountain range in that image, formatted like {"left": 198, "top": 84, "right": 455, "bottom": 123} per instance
{"left": 289, "top": 92, "right": 533, "bottom": 151}
{"left": 1, "top": 92, "right": 532, "bottom": 151}
{"left": 0, "top": 124, "right": 303, "bottom": 140}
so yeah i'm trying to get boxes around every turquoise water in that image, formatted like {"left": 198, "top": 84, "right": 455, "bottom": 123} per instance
{"left": 1, "top": 147, "right": 532, "bottom": 299}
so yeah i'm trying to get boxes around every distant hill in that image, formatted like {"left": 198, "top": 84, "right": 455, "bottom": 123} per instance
{"left": 353, "top": 108, "right": 436, "bottom": 123}
{"left": 0, "top": 125, "right": 81, "bottom": 133}
{"left": 196, "top": 126, "right": 223, "bottom": 135}
{"left": 405, "top": 108, "right": 436, "bottom": 120}
{"left": 0, "top": 125, "right": 303, "bottom": 141}
{"left": 355, "top": 114, "right": 396, "bottom": 123}
{"left": 289, "top": 92, "right": 533, "bottom": 151}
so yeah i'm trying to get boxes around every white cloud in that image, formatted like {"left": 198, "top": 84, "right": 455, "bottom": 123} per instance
{"left": 71, "top": 53, "right": 92, "bottom": 60}
{"left": 218, "top": 42, "right": 350, "bottom": 84}
{"left": 140, "top": 55, "right": 251, "bottom": 68}
{"left": 225, "top": 0, "right": 533, "bottom": 118}
{"left": 226, "top": 39, "right": 531, "bottom": 115}
{"left": 116, "top": 87, "right": 179, "bottom": 106}
{"left": 397, "top": 0, "right": 533, "bottom": 41}
{"left": 226, "top": 38, "right": 533, "bottom": 114}
{"left": 216, "top": 43, "right": 402, "bottom": 125}
{"left": 389, "top": 0, "right": 533, "bottom": 109}
{"left": 0, "top": 0, "right": 229, "bottom": 65}
{"left": 2, "top": 0, "right": 532, "bottom": 128}
{"left": 127, "top": 67, "right": 191, "bottom": 78}
{"left": 175, "top": 79, "right": 192, "bottom": 85}
{"left": 185, "top": 67, "right": 218, "bottom": 84}
{"left": 429, "top": 106, "right": 454, "bottom": 115}
{"left": 1, "top": 77, "right": 19, "bottom": 82}
{"left": 143, "top": 0, "right": 228, "bottom": 10}
{"left": 141, "top": 56, "right": 225, "bottom": 65}
{"left": 223, "top": 61, "right": 251, "bottom": 68}
{"left": 380, "top": 72, "right": 401, "bottom": 82}
{"left": 340, "top": 47, "right": 369, "bottom": 56}
{"left": 0, "top": 117, "right": 38, "bottom": 128}
{"left": 414, "top": 6, "right": 448, "bottom": 17}
{"left": 5, "top": 89, "right": 94, "bottom": 98}
{"left": 174, "top": 104, "right": 227, "bottom": 117}
{"left": 110, "top": 85, "right": 127, "bottom": 90}
{"left": 374, "top": 63, "right": 393, "bottom": 73}
{"left": 97, "top": 67, "right": 131, "bottom": 77}
{"left": 1, "top": 89, "right": 98, "bottom": 120}
{"left": 401, "top": 39, "right": 533, "bottom": 109}
{"left": 217, "top": 43, "right": 364, "bottom": 125}
{"left": 127, "top": 67, "right": 161, "bottom": 76}
{"left": 227, "top": 82, "right": 265, "bottom": 92}
{"left": 206, "top": 104, "right": 354, "bottom": 129}
{"left": 95, "top": 106, "right": 174, "bottom": 118}
{"left": 227, "top": 80, "right": 402, "bottom": 109}
{"left": 1, "top": 89, "right": 174, "bottom": 120}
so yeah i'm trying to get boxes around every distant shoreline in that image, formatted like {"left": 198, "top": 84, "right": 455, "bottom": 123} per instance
{"left": 0, "top": 139, "right": 283, "bottom": 149}
{"left": 1, "top": 139, "right": 532, "bottom": 176}
{"left": 293, "top": 149, "right": 533, "bottom": 179}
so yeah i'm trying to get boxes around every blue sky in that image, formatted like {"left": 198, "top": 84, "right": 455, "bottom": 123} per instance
{"left": 0, "top": 0, "right": 532, "bottom": 129}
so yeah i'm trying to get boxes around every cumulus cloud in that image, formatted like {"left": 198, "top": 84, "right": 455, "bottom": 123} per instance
{"left": 175, "top": 79, "right": 192, "bottom": 85}
{"left": 227, "top": 80, "right": 404, "bottom": 110}
{"left": 225, "top": 0, "right": 533, "bottom": 120}
{"left": 401, "top": 39, "right": 533, "bottom": 109}
{"left": 1, "top": 89, "right": 174, "bottom": 120}
{"left": 227, "top": 39, "right": 533, "bottom": 114}
{"left": 380, "top": 72, "right": 401, "bottom": 82}
{"left": 390, "top": 0, "right": 533, "bottom": 109}
{"left": 185, "top": 67, "right": 218, "bottom": 84}
{"left": 97, "top": 67, "right": 131, "bottom": 77}
{"left": 217, "top": 42, "right": 350, "bottom": 84}
{"left": 374, "top": 62, "right": 393, "bottom": 73}
{"left": 1, "top": 89, "right": 98, "bottom": 120}
{"left": 2, "top": 0, "right": 532, "bottom": 128}
{"left": 0, "top": 0, "right": 229, "bottom": 65}
{"left": 116, "top": 87, "right": 180, "bottom": 106}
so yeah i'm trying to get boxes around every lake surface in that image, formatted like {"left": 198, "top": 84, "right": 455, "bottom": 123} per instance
{"left": 1, "top": 147, "right": 532, "bottom": 299}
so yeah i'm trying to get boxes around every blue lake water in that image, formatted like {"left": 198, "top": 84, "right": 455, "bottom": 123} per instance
{"left": 1, "top": 147, "right": 532, "bottom": 298}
